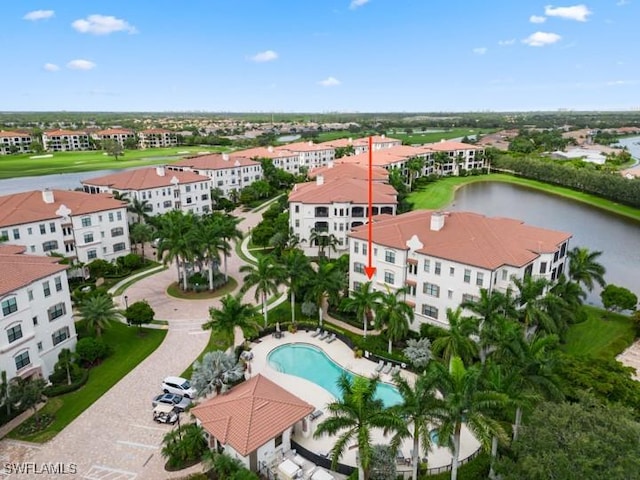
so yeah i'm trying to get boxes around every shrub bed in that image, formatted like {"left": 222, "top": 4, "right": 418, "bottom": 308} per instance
{"left": 44, "top": 369, "right": 89, "bottom": 397}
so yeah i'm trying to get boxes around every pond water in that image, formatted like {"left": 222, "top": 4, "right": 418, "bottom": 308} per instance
{"left": 449, "top": 182, "right": 640, "bottom": 305}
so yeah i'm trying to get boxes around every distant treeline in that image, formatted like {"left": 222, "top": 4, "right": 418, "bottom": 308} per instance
{"left": 493, "top": 154, "right": 640, "bottom": 209}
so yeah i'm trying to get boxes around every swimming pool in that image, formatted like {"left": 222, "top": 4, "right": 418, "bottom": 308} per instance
{"left": 268, "top": 343, "right": 402, "bottom": 407}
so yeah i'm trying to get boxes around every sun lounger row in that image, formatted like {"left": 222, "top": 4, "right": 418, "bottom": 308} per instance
{"left": 310, "top": 329, "right": 337, "bottom": 342}
{"left": 375, "top": 361, "right": 401, "bottom": 376}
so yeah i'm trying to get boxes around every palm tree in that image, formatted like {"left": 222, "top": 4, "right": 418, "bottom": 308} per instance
{"left": 191, "top": 350, "right": 245, "bottom": 397}
{"left": 216, "top": 213, "right": 243, "bottom": 280}
{"left": 77, "top": 294, "right": 121, "bottom": 337}
{"left": 405, "top": 156, "right": 424, "bottom": 192}
{"left": 430, "top": 308, "right": 478, "bottom": 366}
{"left": 306, "top": 259, "right": 347, "bottom": 326}
{"left": 340, "top": 281, "right": 382, "bottom": 338}
{"left": 512, "top": 276, "right": 555, "bottom": 337}
{"left": 240, "top": 255, "right": 286, "bottom": 327}
{"left": 393, "top": 371, "right": 439, "bottom": 480}
{"left": 128, "top": 197, "right": 152, "bottom": 224}
{"left": 568, "top": 247, "right": 606, "bottom": 292}
{"left": 202, "top": 294, "right": 259, "bottom": 347}
{"left": 57, "top": 348, "right": 77, "bottom": 386}
{"left": 433, "top": 151, "right": 450, "bottom": 177}
{"left": 190, "top": 216, "right": 225, "bottom": 290}
{"left": 314, "top": 374, "right": 408, "bottom": 480}
{"left": 374, "top": 286, "right": 413, "bottom": 353}
{"left": 129, "top": 222, "right": 154, "bottom": 260}
{"left": 282, "top": 249, "right": 313, "bottom": 325}
{"left": 429, "top": 357, "right": 508, "bottom": 480}
{"left": 309, "top": 229, "right": 338, "bottom": 259}
{"left": 156, "top": 210, "right": 195, "bottom": 290}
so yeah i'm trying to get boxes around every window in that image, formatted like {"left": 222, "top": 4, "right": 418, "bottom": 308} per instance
{"left": 448, "top": 290, "right": 453, "bottom": 299}
{"left": 84, "top": 233, "right": 94, "bottom": 243}
{"left": 48, "top": 302, "right": 66, "bottom": 321}
{"left": 553, "top": 251, "right": 559, "bottom": 262}
{"left": 81, "top": 217, "right": 92, "bottom": 227}
{"left": 423, "top": 259, "right": 430, "bottom": 273}
{"left": 12, "top": 228, "right": 20, "bottom": 240}
{"left": 54, "top": 276, "right": 63, "bottom": 292}
{"left": 49, "top": 222, "right": 56, "bottom": 233}
{"left": 476, "top": 273, "right": 484, "bottom": 287}
{"left": 434, "top": 262, "right": 441, "bottom": 275}
{"left": 52, "top": 327, "right": 70, "bottom": 346}
{"left": 294, "top": 205, "right": 300, "bottom": 213}
{"left": 462, "top": 294, "right": 479, "bottom": 304}
{"left": 186, "top": 197, "right": 192, "bottom": 204}
{"left": 7, "top": 324, "right": 22, "bottom": 343}
{"left": 385, "top": 250, "right": 396, "bottom": 263}
{"left": 560, "top": 242, "right": 567, "bottom": 258}
{"left": 39, "top": 224, "right": 46, "bottom": 234}
{"left": 14, "top": 351, "right": 30, "bottom": 371}
{"left": 294, "top": 219, "right": 300, "bottom": 228}
{"left": 111, "top": 227, "right": 124, "bottom": 237}
{"left": 201, "top": 194, "right": 208, "bottom": 201}
{"left": 449, "top": 267, "right": 455, "bottom": 276}
{"left": 117, "top": 211, "right": 122, "bottom": 221}
{"left": 353, "top": 262, "right": 365, "bottom": 274}
{"left": 406, "top": 284, "right": 416, "bottom": 296}
{"left": 501, "top": 269, "right": 508, "bottom": 281}
{"left": 163, "top": 200, "right": 172, "bottom": 208}
{"left": 42, "top": 240, "right": 58, "bottom": 252}
{"left": 27, "top": 289, "right": 33, "bottom": 301}
{"left": 421, "top": 304, "right": 439, "bottom": 319}
{"left": 384, "top": 271, "right": 395, "bottom": 285}
{"left": 275, "top": 433, "right": 283, "bottom": 448}
{"left": 27, "top": 227, "right": 32, "bottom": 235}
{"left": 464, "top": 269, "right": 471, "bottom": 283}
{"left": 109, "top": 212, "right": 114, "bottom": 222}
{"left": 185, "top": 185, "right": 191, "bottom": 193}
{"left": 362, "top": 243, "right": 367, "bottom": 255}
{"left": 2, "top": 297, "right": 18, "bottom": 316}
{"left": 353, "top": 281, "right": 362, "bottom": 290}
{"left": 87, "top": 249, "right": 97, "bottom": 260}
{"left": 354, "top": 242, "right": 359, "bottom": 254}
{"left": 32, "top": 316, "right": 38, "bottom": 326}
{"left": 114, "top": 242, "right": 126, "bottom": 252}
{"left": 408, "top": 263, "right": 417, "bottom": 275}
{"left": 423, "top": 282, "right": 440, "bottom": 297}
{"left": 539, "top": 262, "right": 547, "bottom": 274}
{"left": 37, "top": 342, "right": 43, "bottom": 352}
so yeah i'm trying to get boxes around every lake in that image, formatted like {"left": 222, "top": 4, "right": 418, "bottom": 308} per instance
{"left": 449, "top": 182, "right": 640, "bottom": 305}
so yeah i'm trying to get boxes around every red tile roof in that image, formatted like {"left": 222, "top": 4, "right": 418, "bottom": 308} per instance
{"left": 94, "top": 128, "right": 134, "bottom": 136}
{"left": 349, "top": 210, "right": 571, "bottom": 270}
{"left": 191, "top": 375, "right": 314, "bottom": 456}
{"left": 231, "top": 147, "right": 298, "bottom": 160}
{"left": 341, "top": 145, "right": 430, "bottom": 167}
{"left": 172, "top": 153, "right": 260, "bottom": 170}
{"left": 277, "top": 141, "right": 333, "bottom": 153}
{"left": 427, "top": 140, "right": 483, "bottom": 151}
{"left": 83, "top": 167, "right": 209, "bottom": 190}
{"left": 320, "top": 135, "right": 401, "bottom": 148}
{"left": 44, "top": 129, "right": 88, "bottom": 136}
{"left": 289, "top": 177, "right": 397, "bottom": 204}
{"left": 0, "top": 190, "right": 126, "bottom": 228}
{"left": 308, "top": 162, "right": 389, "bottom": 182}
{"left": 0, "top": 131, "right": 31, "bottom": 138}
{"left": 0, "top": 245, "right": 68, "bottom": 296}
{"left": 141, "top": 128, "right": 173, "bottom": 134}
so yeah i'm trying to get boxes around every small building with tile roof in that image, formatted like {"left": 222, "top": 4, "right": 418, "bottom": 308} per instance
{"left": 91, "top": 128, "right": 136, "bottom": 148}
{"left": 348, "top": 210, "right": 572, "bottom": 329}
{"left": 192, "top": 374, "right": 314, "bottom": 472}
{"left": 138, "top": 128, "right": 177, "bottom": 149}
{"left": 0, "top": 245, "right": 76, "bottom": 380}
{"left": 42, "top": 129, "right": 91, "bottom": 152}
{"left": 0, "top": 130, "right": 34, "bottom": 155}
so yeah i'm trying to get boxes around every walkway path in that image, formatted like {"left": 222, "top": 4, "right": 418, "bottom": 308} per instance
{"left": 0, "top": 200, "right": 286, "bottom": 480}
{"left": 617, "top": 339, "right": 640, "bottom": 381}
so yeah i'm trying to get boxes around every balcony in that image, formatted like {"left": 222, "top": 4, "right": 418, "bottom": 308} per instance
{"left": 315, "top": 207, "right": 329, "bottom": 218}
{"left": 352, "top": 207, "right": 365, "bottom": 218}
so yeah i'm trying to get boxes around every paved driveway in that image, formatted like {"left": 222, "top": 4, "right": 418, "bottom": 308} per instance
{"left": 0, "top": 203, "right": 279, "bottom": 479}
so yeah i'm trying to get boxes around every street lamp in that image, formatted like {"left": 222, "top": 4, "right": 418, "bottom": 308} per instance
{"left": 124, "top": 296, "right": 129, "bottom": 326}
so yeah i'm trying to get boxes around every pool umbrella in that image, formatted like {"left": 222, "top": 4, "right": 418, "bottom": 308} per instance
{"left": 276, "top": 322, "right": 281, "bottom": 332}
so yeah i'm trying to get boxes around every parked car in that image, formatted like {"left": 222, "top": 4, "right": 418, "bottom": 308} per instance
{"left": 152, "top": 393, "right": 192, "bottom": 412}
{"left": 153, "top": 403, "right": 179, "bottom": 424}
{"left": 162, "top": 376, "right": 197, "bottom": 399}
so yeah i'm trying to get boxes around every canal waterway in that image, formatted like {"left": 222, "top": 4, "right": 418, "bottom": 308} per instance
{"left": 449, "top": 181, "right": 640, "bottom": 305}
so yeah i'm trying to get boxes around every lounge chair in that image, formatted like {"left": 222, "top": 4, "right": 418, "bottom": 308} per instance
{"left": 310, "top": 327, "right": 321, "bottom": 338}
{"left": 318, "top": 330, "right": 329, "bottom": 340}
{"left": 389, "top": 365, "right": 400, "bottom": 376}
{"left": 374, "top": 360, "right": 384, "bottom": 373}
{"left": 382, "top": 362, "right": 392, "bottom": 374}
{"left": 310, "top": 409, "right": 324, "bottom": 420}
{"left": 325, "top": 333, "right": 337, "bottom": 343}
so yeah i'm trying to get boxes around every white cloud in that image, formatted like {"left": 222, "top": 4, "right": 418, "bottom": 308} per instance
{"left": 249, "top": 50, "right": 278, "bottom": 63}
{"left": 522, "top": 31, "right": 562, "bottom": 47}
{"left": 616, "top": 0, "right": 630, "bottom": 6}
{"left": 544, "top": 4, "right": 592, "bottom": 21}
{"left": 66, "top": 59, "right": 96, "bottom": 70}
{"left": 472, "top": 47, "right": 487, "bottom": 55}
{"left": 43, "top": 63, "right": 60, "bottom": 72}
{"left": 23, "top": 10, "right": 54, "bottom": 21}
{"left": 350, "top": 0, "right": 370, "bottom": 9}
{"left": 318, "top": 76, "right": 341, "bottom": 87}
{"left": 72, "top": 14, "right": 137, "bottom": 35}
{"left": 498, "top": 39, "right": 516, "bottom": 46}
{"left": 606, "top": 80, "right": 636, "bottom": 86}
{"left": 530, "top": 15, "right": 547, "bottom": 23}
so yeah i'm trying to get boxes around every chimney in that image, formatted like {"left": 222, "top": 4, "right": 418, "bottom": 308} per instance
{"left": 42, "top": 189, "right": 55, "bottom": 204}
{"left": 348, "top": 137, "right": 352, "bottom": 143}
{"left": 156, "top": 166, "right": 165, "bottom": 176}
{"left": 316, "top": 175, "right": 324, "bottom": 186}
{"left": 267, "top": 146, "right": 274, "bottom": 153}
{"left": 308, "top": 141, "right": 313, "bottom": 146}
{"left": 381, "top": 134, "right": 386, "bottom": 138}
{"left": 430, "top": 212, "right": 445, "bottom": 231}
{"left": 328, "top": 160, "right": 334, "bottom": 169}
{"left": 222, "top": 153, "right": 229, "bottom": 161}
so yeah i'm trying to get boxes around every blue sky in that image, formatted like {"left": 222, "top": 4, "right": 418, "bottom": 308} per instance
{"left": 1, "top": 0, "right": 638, "bottom": 112}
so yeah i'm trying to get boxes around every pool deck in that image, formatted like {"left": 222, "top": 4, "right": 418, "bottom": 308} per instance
{"left": 246, "top": 329, "right": 480, "bottom": 470}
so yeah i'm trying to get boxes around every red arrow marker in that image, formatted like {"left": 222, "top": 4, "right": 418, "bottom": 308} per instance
{"left": 365, "top": 135, "right": 376, "bottom": 279}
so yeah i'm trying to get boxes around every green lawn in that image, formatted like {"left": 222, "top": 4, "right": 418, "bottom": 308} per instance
{"left": 0, "top": 146, "right": 229, "bottom": 179}
{"left": 9, "top": 322, "right": 166, "bottom": 442}
{"left": 408, "top": 174, "right": 640, "bottom": 222}
{"left": 390, "top": 128, "right": 496, "bottom": 145}
{"left": 563, "top": 306, "right": 636, "bottom": 360}
{"left": 166, "top": 277, "right": 239, "bottom": 299}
